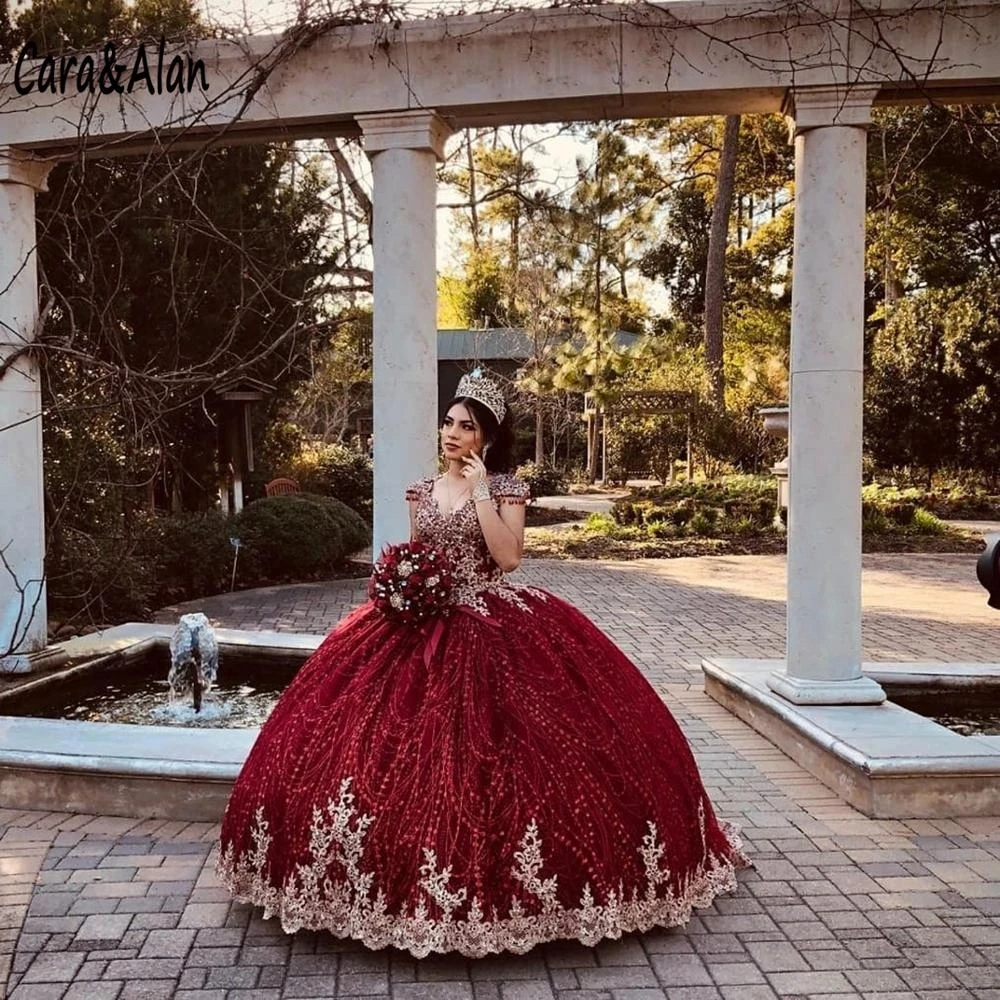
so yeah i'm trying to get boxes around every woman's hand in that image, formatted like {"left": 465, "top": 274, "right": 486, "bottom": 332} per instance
{"left": 461, "top": 450, "right": 488, "bottom": 488}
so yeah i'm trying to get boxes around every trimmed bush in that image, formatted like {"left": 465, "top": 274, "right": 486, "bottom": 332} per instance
{"left": 515, "top": 461, "right": 569, "bottom": 501}
{"left": 234, "top": 493, "right": 370, "bottom": 583}
{"left": 146, "top": 511, "right": 234, "bottom": 604}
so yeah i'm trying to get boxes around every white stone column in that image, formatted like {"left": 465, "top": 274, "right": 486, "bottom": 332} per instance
{"left": 767, "top": 87, "right": 885, "bottom": 706}
{"left": 0, "top": 149, "right": 54, "bottom": 673}
{"left": 359, "top": 111, "right": 452, "bottom": 557}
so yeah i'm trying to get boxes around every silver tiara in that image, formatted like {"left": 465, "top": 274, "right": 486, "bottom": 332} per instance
{"left": 456, "top": 368, "right": 506, "bottom": 423}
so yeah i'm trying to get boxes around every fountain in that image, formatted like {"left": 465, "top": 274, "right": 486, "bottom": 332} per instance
{"left": 0, "top": 623, "right": 318, "bottom": 818}
{"left": 167, "top": 612, "right": 220, "bottom": 713}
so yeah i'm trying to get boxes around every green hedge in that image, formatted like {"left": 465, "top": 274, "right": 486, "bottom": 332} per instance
{"left": 148, "top": 511, "right": 235, "bottom": 603}
{"left": 46, "top": 494, "right": 371, "bottom": 628}
{"left": 515, "top": 461, "right": 569, "bottom": 501}
{"left": 233, "top": 493, "right": 370, "bottom": 581}
{"left": 47, "top": 525, "right": 159, "bottom": 624}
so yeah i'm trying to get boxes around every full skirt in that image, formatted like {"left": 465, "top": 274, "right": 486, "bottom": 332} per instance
{"left": 218, "top": 589, "right": 748, "bottom": 957}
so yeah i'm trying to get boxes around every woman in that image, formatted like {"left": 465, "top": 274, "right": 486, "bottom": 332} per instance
{"left": 218, "top": 370, "right": 748, "bottom": 958}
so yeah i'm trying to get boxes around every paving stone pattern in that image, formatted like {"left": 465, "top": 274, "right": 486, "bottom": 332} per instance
{"left": 1, "top": 553, "right": 997, "bottom": 999}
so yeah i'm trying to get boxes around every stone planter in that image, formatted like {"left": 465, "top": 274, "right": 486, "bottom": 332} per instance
{"left": 759, "top": 405, "right": 789, "bottom": 522}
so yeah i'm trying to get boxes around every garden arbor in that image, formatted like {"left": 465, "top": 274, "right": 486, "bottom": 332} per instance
{"left": 2, "top": 4, "right": 1000, "bottom": 716}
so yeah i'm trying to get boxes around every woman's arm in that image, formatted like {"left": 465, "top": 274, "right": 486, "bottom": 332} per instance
{"left": 475, "top": 494, "right": 525, "bottom": 572}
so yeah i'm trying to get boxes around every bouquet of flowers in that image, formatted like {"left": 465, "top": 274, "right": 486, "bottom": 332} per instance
{"left": 368, "top": 541, "right": 454, "bottom": 624}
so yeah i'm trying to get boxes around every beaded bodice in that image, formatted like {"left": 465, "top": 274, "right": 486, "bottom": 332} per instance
{"left": 405, "top": 474, "right": 531, "bottom": 613}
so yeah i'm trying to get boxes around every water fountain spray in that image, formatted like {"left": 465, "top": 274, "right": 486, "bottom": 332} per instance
{"left": 168, "top": 613, "right": 220, "bottom": 712}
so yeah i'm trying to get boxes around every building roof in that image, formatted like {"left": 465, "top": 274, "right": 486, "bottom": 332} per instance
{"left": 437, "top": 327, "right": 641, "bottom": 361}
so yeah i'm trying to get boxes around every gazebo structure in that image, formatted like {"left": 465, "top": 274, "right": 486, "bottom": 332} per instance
{"left": 3, "top": 1, "right": 1000, "bottom": 811}
{"left": 586, "top": 389, "right": 696, "bottom": 483}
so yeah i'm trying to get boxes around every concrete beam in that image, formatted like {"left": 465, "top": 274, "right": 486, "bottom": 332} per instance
{"left": 0, "top": 1, "right": 998, "bottom": 157}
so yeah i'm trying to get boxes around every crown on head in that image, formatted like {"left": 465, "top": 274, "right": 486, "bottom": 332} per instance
{"left": 456, "top": 367, "right": 506, "bottom": 423}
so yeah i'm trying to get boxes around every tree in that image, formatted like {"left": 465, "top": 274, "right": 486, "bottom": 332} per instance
{"left": 0, "top": 0, "right": 350, "bottom": 632}
{"left": 866, "top": 276, "right": 1000, "bottom": 485}
{"left": 10, "top": 0, "right": 341, "bottom": 517}
{"left": 641, "top": 114, "right": 793, "bottom": 422}
{"left": 287, "top": 308, "right": 373, "bottom": 445}
{"left": 704, "top": 115, "right": 741, "bottom": 408}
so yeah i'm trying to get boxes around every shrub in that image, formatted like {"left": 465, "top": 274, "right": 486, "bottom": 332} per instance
{"left": 669, "top": 498, "right": 696, "bottom": 527}
{"left": 234, "top": 493, "right": 370, "bottom": 582}
{"left": 145, "top": 511, "right": 234, "bottom": 604}
{"left": 649, "top": 521, "right": 679, "bottom": 539}
{"left": 687, "top": 510, "right": 719, "bottom": 536}
{"left": 515, "top": 461, "right": 569, "bottom": 501}
{"left": 912, "top": 508, "right": 946, "bottom": 534}
{"left": 862, "top": 485, "right": 920, "bottom": 530}
{"left": 612, "top": 476, "right": 778, "bottom": 535}
{"left": 47, "top": 526, "right": 158, "bottom": 624}
{"left": 293, "top": 444, "right": 373, "bottom": 520}
{"left": 585, "top": 512, "right": 617, "bottom": 533}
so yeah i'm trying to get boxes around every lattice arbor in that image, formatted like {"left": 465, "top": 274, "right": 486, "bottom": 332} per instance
{"left": 585, "top": 390, "right": 696, "bottom": 484}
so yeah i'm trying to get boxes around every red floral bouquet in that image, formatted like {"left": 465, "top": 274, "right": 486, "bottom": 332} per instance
{"left": 369, "top": 541, "right": 454, "bottom": 624}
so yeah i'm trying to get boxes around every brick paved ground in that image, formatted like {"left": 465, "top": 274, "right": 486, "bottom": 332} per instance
{"left": 3, "top": 553, "right": 999, "bottom": 999}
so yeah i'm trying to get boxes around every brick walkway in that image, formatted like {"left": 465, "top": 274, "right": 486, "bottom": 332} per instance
{"left": 3, "top": 553, "right": 999, "bottom": 999}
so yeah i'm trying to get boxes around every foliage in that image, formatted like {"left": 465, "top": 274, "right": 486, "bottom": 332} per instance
{"left": 860, "top": 486, "right": 947, "bottom": 536}
{"left": 46, "top": 510, "right": 232, "bottom": 625}
{"left": 456, "top": 247, "right": 513, "bottom": 328}
{"left": 233, "top": 494, "right": 369, "bottom": 583}
{"left": 45, "top": 494, "right": 371, "bottom": 628}
{"left": 611, "top": 477, "right": 778, "bottom": 538}
{"left": 865, "top": 278, "right": 1000, "bottom": 483}
{"left": 7, "top": 0, "right": 342, "bottom": 556}
{"left": 860, "top": 482, "right": 1000, "bottom": 521}
{"left": 286, "top": 308, "right": 373, "bottom": 446}
{"left": 867, "top": 105, "right": 1000, "bottom": 302}
{"left": 515, "top": 461, "right": 569, "bottom": 501}
{"left": 292, "top": 444, "right": 374, "bottom": 520}
{"left": 146, "top": 511, "right": 235, "bottom": 604}
{"left": 47, "top": 525, "right": 159, "bottom": 625}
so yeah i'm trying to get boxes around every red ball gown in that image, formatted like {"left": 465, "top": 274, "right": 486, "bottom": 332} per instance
{"left": 218, "top": 474, "right": 748, "bottom": 957}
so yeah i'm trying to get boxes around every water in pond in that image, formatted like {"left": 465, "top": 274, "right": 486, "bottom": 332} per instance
{"left": 890, "top": 690, "right": 1000, "bottom": 737}
{"left": 2, "top": 646, "right": 308, "bottom": 729}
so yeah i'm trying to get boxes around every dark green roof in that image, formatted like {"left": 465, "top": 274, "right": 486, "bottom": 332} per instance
{"left": 438, "top": 327, "right": 639, "bottom": 361}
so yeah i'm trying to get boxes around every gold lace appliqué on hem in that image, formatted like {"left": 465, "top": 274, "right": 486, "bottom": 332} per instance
{"left": 217, "top": 777, "right": 747, "bottom": 959}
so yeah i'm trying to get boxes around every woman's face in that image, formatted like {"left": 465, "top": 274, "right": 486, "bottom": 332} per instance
{"left": 441, "top": 403, "right": 482, "bottom": 461}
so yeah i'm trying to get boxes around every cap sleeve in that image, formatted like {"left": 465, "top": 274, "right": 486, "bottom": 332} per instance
{"left": 405, "top": 478, "right": 432, "bottom": 503}
{"left": 490, "top": 473, "right": 530, "bottom": 505}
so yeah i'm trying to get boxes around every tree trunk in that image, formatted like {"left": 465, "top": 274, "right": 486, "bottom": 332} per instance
{"left": 704, "top": 114, "right": 741, "bottom": 411}
{"left": 535, "top": 401, "right": 545, "bottom": 465}
{"left": 466, "top": 133, "right": 480, "bottom": 251}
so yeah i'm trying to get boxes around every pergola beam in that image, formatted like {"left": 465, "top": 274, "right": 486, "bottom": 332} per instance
{"left": 1, "top": 1, "right": 999, "bottom": 157}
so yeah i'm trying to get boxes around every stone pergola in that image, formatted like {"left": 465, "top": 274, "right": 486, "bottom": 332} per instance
{"left": 2, "top": 1, "right": 999, "bottom": 715}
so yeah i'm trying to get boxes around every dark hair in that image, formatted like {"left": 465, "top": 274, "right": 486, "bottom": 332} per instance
{"left": 444, "top": 396, "right": 515, "bottom": 473}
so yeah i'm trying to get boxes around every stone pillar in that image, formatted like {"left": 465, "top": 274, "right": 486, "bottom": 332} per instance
{"left": 358, "top": 111, "right": 452, "bottom": 557}
{"left": 767, "top": 87, "right": 885, "bottom": 706}
{"left": 0, "top": 149, "right": 54, "bottom": 673}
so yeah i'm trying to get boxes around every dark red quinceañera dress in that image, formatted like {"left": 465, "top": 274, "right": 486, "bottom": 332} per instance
{"left": 218, "top": 473, "right": 748, "bottom": 957}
